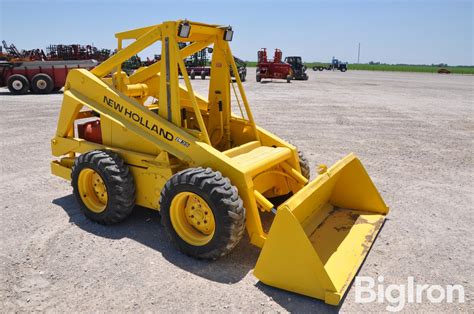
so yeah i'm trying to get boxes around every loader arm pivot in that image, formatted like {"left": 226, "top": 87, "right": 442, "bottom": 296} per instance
{"left": 51, "top": 20, "right": 389, "bottom": 306}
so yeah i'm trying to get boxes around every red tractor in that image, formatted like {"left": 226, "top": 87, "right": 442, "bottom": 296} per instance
{"left": 256, "top": 48, "right": 292, "bottom": 83}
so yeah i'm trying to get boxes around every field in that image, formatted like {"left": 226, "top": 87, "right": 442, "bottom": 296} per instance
{"left": 246, "top": 61, "right": 474, "bottom": 74}
{"left": 1, "top": 70, "right": 472, "bottom": 312}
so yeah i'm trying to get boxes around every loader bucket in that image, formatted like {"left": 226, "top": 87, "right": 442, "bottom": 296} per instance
{"left": 253, "top": 153, "right": 389, "bottom": 305}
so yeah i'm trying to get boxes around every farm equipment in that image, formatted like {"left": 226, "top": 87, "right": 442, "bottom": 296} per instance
{"left": 285, "top": 56, "right": 308, "bottom": 80}
{"left": 0, "top": 42, "right": 113, "bottom": 94}
{"left": 50, "top": 20, "right": 389, "bottom": 305}
{"left": 256, "top": 48, "right": 292, "bottom": 83}
{"left": 179, "top": 43, "right": 247, "bottom": 81}
{"left": 2, "top": 40, "right": 46, "bottom": 61}
{"left": 313, "top": 57, "right": 348, "bottom": 72}
{"left": 0, "top": 59, "right": 98, "bottom": 94}
{"left": 46, "top": 44, "right": 111, "bottom": 61}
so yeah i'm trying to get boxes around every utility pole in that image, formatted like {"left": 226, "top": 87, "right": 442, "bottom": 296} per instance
{"left": 357, "top": 43, "right": 361, "bottom": 64}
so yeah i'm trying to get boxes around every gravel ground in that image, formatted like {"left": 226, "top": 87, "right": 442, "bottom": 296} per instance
{"left": 1, "top": 69, "right": 472, "bottom": 312}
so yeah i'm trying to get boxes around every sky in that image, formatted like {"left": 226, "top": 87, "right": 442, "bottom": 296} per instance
{"left": 0, "top": 0, "right": 472, "bottom": 65}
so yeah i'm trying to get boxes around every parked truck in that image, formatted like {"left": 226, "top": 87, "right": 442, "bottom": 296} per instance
{"left": 313, "top": 57, "right": 348, "bottom": 72}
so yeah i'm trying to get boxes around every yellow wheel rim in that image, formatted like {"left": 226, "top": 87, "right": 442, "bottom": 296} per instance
{"left": 78, "top": 168, "right": 108, "bottom": 213}
{"left": 169, "top": 192, "right": 216, "bottom": 246}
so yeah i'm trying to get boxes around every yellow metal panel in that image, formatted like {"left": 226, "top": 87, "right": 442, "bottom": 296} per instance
{"left": 253, "top": 208, "right": 335, "bottom": 301}
{"left": 115, "top": 25, "right": 158, "bottom": 40}
{"left": 130, "top": 165, "right": 170, "bottom": 210}
{"left": 159, "top": 22, "right": 181, "bottom": 125}
{"left": 223, "top": 140, "right": 261, "bottom": 157}
{"left": 51, "top": 137, "right": 159, "bottom": 169}
{"left": 308, "top": 209, "right": 384, "bottom": 294}
{"left": 231, "top": 146, "right": 292, "bottom": 177}
{"left": 51, "top": 161, "right": 72, "bottom": 180}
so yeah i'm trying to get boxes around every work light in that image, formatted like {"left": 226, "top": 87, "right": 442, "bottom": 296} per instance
{"left": 223, "top": 27, "right": 233, "bottom": 41}
{"left": 178, "top": 21, "right": 191, "bottom": 38}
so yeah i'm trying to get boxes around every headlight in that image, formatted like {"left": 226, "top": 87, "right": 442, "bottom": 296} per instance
{"left": 223, "top": 27, "right": 233, "bottom": 41}
{"left": 178, "top": 21, "right": 191, "bottom": 38}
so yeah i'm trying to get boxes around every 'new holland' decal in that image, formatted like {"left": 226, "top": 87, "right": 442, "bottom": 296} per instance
{"left": 103, "top": 96, "right": 190, "bottom": 147}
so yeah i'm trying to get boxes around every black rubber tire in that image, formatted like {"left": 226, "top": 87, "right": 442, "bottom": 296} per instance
{"left": 200, "top": 71, "right": 206, "bottom": 80}
{"left": 52, "top": 86, "right": 62, "bottom": 92}
{"left": 190, "top": 70, "right": 196, "bottom": 80}
{"left": 256, "top": 73, "right": 261, "bottom": 82}
{"left": 31, "top": 73, "right": 54, "bottom": 94}
{"left": 340, "top": 67, "right": 347, "bottom": 72}
{"left": 160, "top": 167, "right": 246, "bottom": 260}
{"left": 240, "top": 72, "right": 246, "bottom": 82}
{"left": 71, "top": 150, "right": 136, "bottom": 225}
{"left": 298, "top": 150, "right": 311, "bottom": 180}
{"left": 7, "top": 74, "right": 29, "bottom": 95}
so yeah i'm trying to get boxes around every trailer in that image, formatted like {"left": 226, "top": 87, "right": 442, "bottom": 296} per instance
{"left": 0, "top": 59, "right": 98, "bottom": 94}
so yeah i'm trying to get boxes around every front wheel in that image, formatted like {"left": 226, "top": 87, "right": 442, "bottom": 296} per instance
{"left": 160, "top": 167, "right": 246, "bottom": 260}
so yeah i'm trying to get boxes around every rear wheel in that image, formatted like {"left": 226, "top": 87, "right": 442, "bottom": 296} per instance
{"left": 256, "top": 73, "right": 261, "bottom": 82}
{"left": 71, "top": 150, "right": 135, "bottom": 224}
{"left": 31, "top": 73, "right": 54, "bottom": 94}
{"left": 160, "top": 167, "right": 246, "bottom": 260}
{"left": 7, "top": 74, "right": 29, "bottom": 95}
{"left": 200, "top": 71, "right": 206, "bottom": 80}
{"left": 190, "top": 70, "right": 196, "bottom": 80}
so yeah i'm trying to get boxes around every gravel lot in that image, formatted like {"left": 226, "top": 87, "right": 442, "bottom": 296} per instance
{"left": 1, "top": 69, "right": 472, "bottom": 312}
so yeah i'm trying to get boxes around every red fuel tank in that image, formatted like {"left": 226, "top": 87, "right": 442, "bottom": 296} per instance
{"left": 77, "top": 120, "right": 102, "bottom": 144}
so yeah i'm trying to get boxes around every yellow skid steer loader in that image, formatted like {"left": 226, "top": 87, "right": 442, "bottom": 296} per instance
{"left": 50, "top": 20, "right": 389, "bottom": 305}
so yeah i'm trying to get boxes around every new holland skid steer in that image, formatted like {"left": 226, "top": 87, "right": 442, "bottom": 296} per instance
{"left": 50, "top": 20, "right": 389, "bottom": 305}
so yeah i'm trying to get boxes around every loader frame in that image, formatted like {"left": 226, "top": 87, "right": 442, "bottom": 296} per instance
{"left": 51, "top": 20, "right": 303, "bottom": 247}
